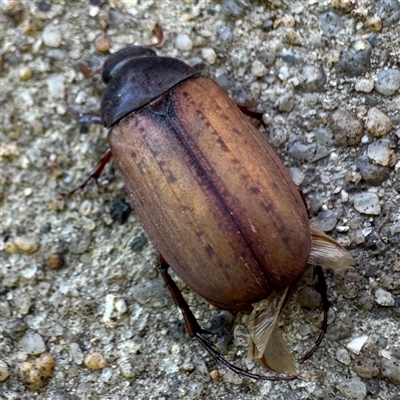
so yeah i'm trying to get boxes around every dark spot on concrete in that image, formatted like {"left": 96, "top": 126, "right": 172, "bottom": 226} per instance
{"left": 182, "top": 91, "right": 189, "bottom": 97}
{"left": 131, "top": 151, "right": 137, "bottom": 158}
{"left": 139, "top": 127, "right": 145, "bottom": 133}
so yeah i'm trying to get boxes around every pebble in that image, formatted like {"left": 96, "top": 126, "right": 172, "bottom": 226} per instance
{"left": 353, "top": 354, "right": 379, "bottom": 378}
{"left": 313, "top": 210, "right": 337, "bottom": 232}
{"left": 318, "top": 10, "right": 343, "bottom": 37}
{"left": 110, "top": 198, "right": 132, "bottom": 225}
{"left": 0, "top": 301, "right": 10, "bottom": 318}
{"left": 69, "top": 232, "right": 91, "bottom": 254}
{"left": 314, "top": 127, "right": 333, "bottom": 146}
{"left": 175, "top": 34, "right": 193, "bottom": 52}
{"left": 375, "top": 69, "right": 400, "bottom": 96}
{"left": 338, "top": 377, "right": 367, "bottom": 400}
{"left": 367, "top": 139, "right": 392, "bottom": 166}
{"left": 364, "top": 16, "right": 382, "bottom": 32}
{"left": 377, "top": 0, "right": 400, "bottom": 27}
{"left": 0, "top": 143, "right": 20, "bottom": 160}
{"left": 94, "top": 34, "right": 110, "bottom": 52}
{"left": 353, "top": 192, "right": 381, "bottom": 215}
{"left": 79, "top": 199, "right": 92, "bottom": 216}
{"left": 19, "top": 67, "right": 33, "bottom": 81}
{"left": 103, "top": 294, "right": 128, "bottom": 328}
{"left": 221, "top": 0, "right": 245, "bottom": 17}
{"left": 18, "top": 353, "right": 55, "bottom": 390}
{"left": 201, "top": 48, "right": 216, "bottom": 65}
{"left": 42, "top": 24, "right": 62, "bottom": 47}
{"left": 346, "top": 335, "right": 368, "bottom": 354}
{"left": 47, "top": 74, "right": 65, "bottom": 99}
{"left": 3, "top": 318, "right": 27, "bottom": 339}
{"left": 218, "top": 26, "right": 232, "bottom": 41}
{"left": 336, "top": 348, "right": 351, "bottom": 365}
{"left": 332, "top": 0, "right": 356, "bottom": 13}
{"left": 288, "top": 141, "right": 317, "bottom": 162}
{"left": 46, "top": 252, "right": 64, "bottom": 270}
{"left": 0, "top": 360, "right": 10, "bottom": 382}
{"left": 356, "top": 146, "right": 391, "bottom": 185}
{"left": 334, "top": 40, "right": 371, "bottom": 76}
{"left": 297, "top": 286, "right": 321, "bottom": 308}
{"left": 289, "top": 167, "right": 305, "bottom": 186}
{"left": 298, "top": 65, "right": 326, "bottom": 92}
{"left": 13, "top": 235, "right": 40, "bottom": 254}
{"left": 84, "top": 353, "right": 108, "bottom": 370}
{"left": 118, "top": 358, "right": 135, "bottom": 379}
{"left": 132, "top": 280, "right": 172, "bottom": 308}
{"left": 375, "top": 287, "right": 395, "bottom": 306}
{"left": 276, "top": 86, "right": 295, "bottom": 112}
{"left": 251, "top": 60, "right": 267, "bottom": 77}
{"left": 129, "top": 233, "right": 147, "bottom": 252}
{"left": 330, "top": 108, "right": 363, "bottom": 146}
{"left": 381, "top": 359, "right": 400, "bottom": 384}
{"left": 355, "top": 78, "right": 374, "bottom": 93}
{"left": 20, "top": 332, "right": 46, "bottom": 355}
{"left": 365, "top": 108, "right": 392, "bottom": 137}
{"left": 69, "top": 342, "right": 84, "bottom": 365}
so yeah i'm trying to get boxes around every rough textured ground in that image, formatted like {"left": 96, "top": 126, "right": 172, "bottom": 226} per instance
{"left": 1, "top": 0, "right": 399, "bottom": 399}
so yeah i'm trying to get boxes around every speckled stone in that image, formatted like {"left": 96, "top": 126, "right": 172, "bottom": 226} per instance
{"left": 175, "top": 34, "right": 193, "bottom": 51}
{"left": 356, "top": 145, "right": 391, "bottom": 185}
{"left": 19, "top": 332, "right": 46, "bottom": 355}
{"left": 318, "top": 10, "right": 344, "bottom": 37}
{"left": 377, "top": 0, "right": 400, "bottom": 27}
{"left": 367, "top": 138, "right": 392, "bottom": 166}
{"left": 365, "top": 108, "right": 392, "bottom": 137}
{"left": 381, "top": 359, "right": 400, "bottom": 384}
{"left": 330, "top": 108, "right": 363, "bottom": 146}
{"left": 375, "top": 69, "right": 400, "bottom": 96}
{"left": 334, "top": 40, "right": 372, "bottom": 77}
{"left": 375, "top": 287, "right": 395, "bottom": 306}
{"left": 313, "top": 210, "right": 337, "bottom": 232}
{"left": 298, "top": 65, "right": 326, "bottom": 92}
{"left": 338, "top": 377, "right": 367, "bottom": 400}
{"left": 42, "top": 24, "right": 62, "bottom": 47}
{"left": 353, "top": 192, "right": 381, "bottom": 215}
{"left": 355, "top": 78, "right": 374, "bottom": 93}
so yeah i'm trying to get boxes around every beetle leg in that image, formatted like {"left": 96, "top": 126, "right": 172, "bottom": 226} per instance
{"left": 149, "top": 23, "right": 164, "bottom": 47}
{"left": 64, "top": 89, "right": 102, "bottom": 124}
{"left": 61, "top": 148, "right": 112, "bottom": 195}
{"left": 299, "top": 266, "right": 329, "bottom": 363}
{"left": 158, "top": 255, "right": 297, "bottom": 382}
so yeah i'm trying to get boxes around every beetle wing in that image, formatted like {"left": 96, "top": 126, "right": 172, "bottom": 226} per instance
{"left": 309, "top": 225, "right": 354, "bottom": 269}
{"left": 247, "top": 288, "right": 296, "bottom": 374}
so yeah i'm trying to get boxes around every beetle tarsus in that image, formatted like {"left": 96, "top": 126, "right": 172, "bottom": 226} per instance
{"left": 64, "top": 89, "right": 103, "bottom": 124}
{"left": 62, "top": 148, "right": 112, "bottom": 195}
{"left": 299, "top": 266, "right": 329, "bottom": 363}
{"left": 158, "top": 255, "right": 297, "bottom": 382}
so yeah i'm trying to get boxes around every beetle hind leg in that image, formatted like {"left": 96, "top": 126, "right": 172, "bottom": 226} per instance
{"left": 158, "top": 255, "right": 297, "bottom": 382}
{"left": 299, "top": 266, "right": 329, "bottom": 363}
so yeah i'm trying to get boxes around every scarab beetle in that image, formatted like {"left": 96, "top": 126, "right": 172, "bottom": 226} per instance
{"left": 68, "top": 45, "right": 353, "bottom": 380}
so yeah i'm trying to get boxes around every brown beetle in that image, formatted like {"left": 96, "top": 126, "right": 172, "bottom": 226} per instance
{"left": 68, "top": 45, "right": 353, "bottom": 380}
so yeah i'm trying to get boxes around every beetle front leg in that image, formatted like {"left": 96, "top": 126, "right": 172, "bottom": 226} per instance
{"left": 299, "top": 266, "right": 329, "bottom": 363}
{"left": 158, "top": 255, "right": 297, "bottom": 382}
{"left": 62, "top": 148, "right": 112, "bottom": 195}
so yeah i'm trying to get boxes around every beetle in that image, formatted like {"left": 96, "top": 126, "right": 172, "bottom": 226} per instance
{"left": 67, "top": 45, "right": 354, "bottom": 381}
